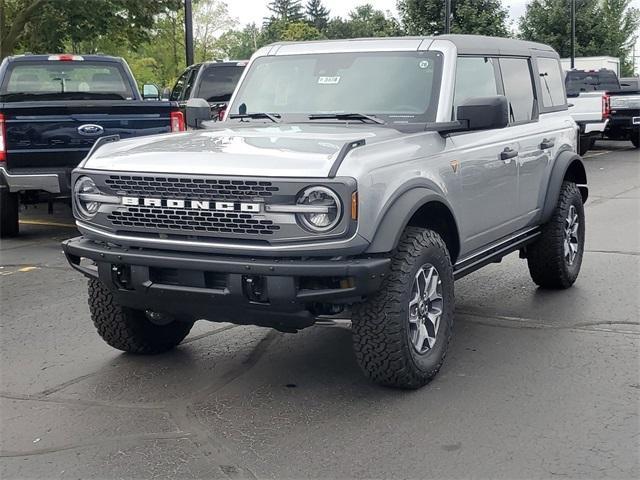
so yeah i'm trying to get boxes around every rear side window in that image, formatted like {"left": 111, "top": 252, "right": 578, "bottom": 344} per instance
{"left": 0, "top": 61, "right": 134, "bottom": 101}
{"left": 182, "top": 68, "right": 199, "bottom": 100}
{"left": 499, "top": 58, "right": 536, "bottom": 123}
{"left": 196, "top": 65, "right": 244, "bottom": 103}
{"left": 453, "top": 56, "right": 499, "bottom": 117}
{"left": 536, "top": 57, "right": 566, "bottom": 108}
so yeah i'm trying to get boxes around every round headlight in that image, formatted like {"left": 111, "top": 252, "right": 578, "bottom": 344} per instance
{"left": 296, "top": 186, "right": 342, "bottom": 232}
{"left": 74, "top": 176, "right": 101, "bottom": 219}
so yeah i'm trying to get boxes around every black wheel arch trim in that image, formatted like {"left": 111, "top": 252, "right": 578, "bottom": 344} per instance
{"left": 541, "top": 150, "right": 588, "bottom": 225}
{"left": 365, "top": 186, "right": 460, "bottom": 258}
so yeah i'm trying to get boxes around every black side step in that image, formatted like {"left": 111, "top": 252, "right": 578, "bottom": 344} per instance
{"left": 453, "top": 228, "right": 541, "bottom": 280}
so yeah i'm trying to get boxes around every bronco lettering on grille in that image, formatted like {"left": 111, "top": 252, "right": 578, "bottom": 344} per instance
{"left": 121, "top": 197, "right": 261, "bottom": 213}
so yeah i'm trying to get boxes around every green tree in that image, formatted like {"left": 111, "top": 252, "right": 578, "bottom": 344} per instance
{"left": 265, "top": 0, "right": 304, "bottom": 24}
{"left": 214, "top": 24, "right": 263, "bottom": 60}
{"left": 306, "top": 0, "right": 330, "bottom": 32}
{"left": 1, "top": 0, "right": 181, "bottom": 60}
{"left": 326, "top": 4, "right": 402, "bottom": 39}
{"left": 193, "top": 0, "right": 236, "bottom": 62}
{"left": 280, "top": 21, "right": 323, "bottom": 41}
{"left": 397, "top": 0, "right": 509, "bottom": 37}
{"left": 519, "top": 0, "right": 639, "bottom": 76}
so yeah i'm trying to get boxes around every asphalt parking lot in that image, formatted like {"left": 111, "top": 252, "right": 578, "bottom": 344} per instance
{"left": 1, "top": 141, "right": 638, "bottom": 479}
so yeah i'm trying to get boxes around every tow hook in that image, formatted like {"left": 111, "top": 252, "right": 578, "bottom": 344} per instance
{"left": 243, "top": 275, "right": 268, "bottom": 303}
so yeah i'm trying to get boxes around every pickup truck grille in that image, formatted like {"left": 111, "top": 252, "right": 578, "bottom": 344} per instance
{"left": 108, "top": 206, "right": 280, "bottom": 236}
{"left": 104, "top": 175, "right": 279, "bottom": 200}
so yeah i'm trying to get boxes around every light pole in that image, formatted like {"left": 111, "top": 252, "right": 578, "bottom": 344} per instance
{"left": 444, "top": 0, "right": 451, "bottom": 34}
{"left": 570, "top": 0, "right": 576, "bottom": 69}
{"left": 184, "top": 0, "right": 194, "bottom": 66}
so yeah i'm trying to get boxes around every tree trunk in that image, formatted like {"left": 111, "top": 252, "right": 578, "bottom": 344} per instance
{"left": 0, "top": 0, "right": 47, "bottom": 60}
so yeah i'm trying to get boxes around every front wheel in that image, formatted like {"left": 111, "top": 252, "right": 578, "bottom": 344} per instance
{"left": 526, "top": 181, "right": 585, "bottom": 289}
{"left": 88, "top": 279, "right": 194, "bottom": 354}
{"left": 352, "top": 227, "right": 454, "bottom": 389}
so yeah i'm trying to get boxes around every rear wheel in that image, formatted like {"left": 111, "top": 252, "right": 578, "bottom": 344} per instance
{"left": 0, "top": 187, "right": 19, "bottom": 238}
{"left": 526, "top": 181, "right": 585, "bottom": 289}
{"left": 351, "top": 227, "right": 454, "bottom": 389}
{"left": 88, "top": 279, "right": 194, "bottom": 354}
{"left": 631, "top": 132, "right": 639, "bottom": 149}
{"left": 578, "top": 135, "right": 594, "bottom": 156}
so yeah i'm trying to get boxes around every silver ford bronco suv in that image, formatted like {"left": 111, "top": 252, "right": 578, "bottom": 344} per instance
{"left": 62, "top": 35, "right": 588, "bottom": 389}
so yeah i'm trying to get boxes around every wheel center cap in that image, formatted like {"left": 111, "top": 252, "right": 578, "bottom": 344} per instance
{"left": 419, "top": 302, "right": 428, "bottom": 316}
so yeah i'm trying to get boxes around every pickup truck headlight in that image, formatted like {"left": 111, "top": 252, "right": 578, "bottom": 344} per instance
{"left": 296, "top": 186, "right": 342, "bottom": 232}
{"left": 73, "top": 176, "right": 101, "bottom": 219}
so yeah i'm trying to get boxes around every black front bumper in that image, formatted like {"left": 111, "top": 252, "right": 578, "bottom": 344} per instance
{"left": 62, "top": 237, "right": 390, "bottom": 330}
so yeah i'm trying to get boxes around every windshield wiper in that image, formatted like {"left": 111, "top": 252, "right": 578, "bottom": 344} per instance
{"left": 308, "top": 113, "right": 385, "bottom": 124}
{"left": 228, "top": 112, "right": 281, "bottom": 123}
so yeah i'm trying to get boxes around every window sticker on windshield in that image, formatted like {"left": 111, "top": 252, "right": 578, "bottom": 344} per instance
{"left": 318, "top": 76, "right": 340, "bottom": 85}
{"left": 419, "top": 60, "right": 430, "bottom": 69}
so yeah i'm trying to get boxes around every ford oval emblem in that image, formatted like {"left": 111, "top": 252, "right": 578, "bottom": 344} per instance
{"left": 77, "top": 124, "right": 104, "bottom": 136}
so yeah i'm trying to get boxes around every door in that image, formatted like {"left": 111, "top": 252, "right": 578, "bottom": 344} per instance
{"left": 499, "top": 57, "right": 551, "bottom": 227}
{"left": 452, "top": 56, "right": 520, "bottom": 253}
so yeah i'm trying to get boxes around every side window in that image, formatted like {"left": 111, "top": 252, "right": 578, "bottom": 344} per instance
{"left": 182, "top": 68, "right": 199, "bottom": 100}
{"left": 170, "top": 69, "right": 190, "bottom": 101}
{"left": 499, "top": 57, "right": 536, "bottom": 123}
{"left": 453, "top": 56, "right": 499, "bottom": 118}
{"left": 536, "top": 57, "right": 565, "bottom": 108}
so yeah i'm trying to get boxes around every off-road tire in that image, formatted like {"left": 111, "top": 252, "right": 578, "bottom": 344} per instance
{"left": 351, "top": 227, "right": 454, "bottom": 389}
{"left": 526, "top": 181, "right": 585, "bottom": 289}
{"left": 88, "top": 279, "right": 194, "bottom": 354}
{"left": 0, "top": 187, "right": 19, "bottom": 238}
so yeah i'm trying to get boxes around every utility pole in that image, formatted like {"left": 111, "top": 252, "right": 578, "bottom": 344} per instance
{"left": 444, "top": 0, "right": 451, "bottom": 34}
{"left": 184, "top": 0, "right": 194, "bottom": 66}
{"left": 570, "top": 0, "right": 576, "bottom": 69}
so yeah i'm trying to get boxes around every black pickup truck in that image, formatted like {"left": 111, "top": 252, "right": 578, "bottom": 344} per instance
{"left": 0, "top": 53, "right": 186, "bottom": 237}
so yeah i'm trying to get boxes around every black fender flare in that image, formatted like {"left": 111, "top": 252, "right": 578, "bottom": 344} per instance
{"left": 540, "top": 150, "right": 588, "bottom": 224}
{"left": 365, "top": 187, "right": 460, "bottom": 256}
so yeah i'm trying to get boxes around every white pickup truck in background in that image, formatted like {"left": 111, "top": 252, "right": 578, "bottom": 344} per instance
{"left": 565, "top": 69, "right": 620, "bottom": 155}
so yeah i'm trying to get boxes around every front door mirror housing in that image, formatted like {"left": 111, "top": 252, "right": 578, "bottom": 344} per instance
{"left": 186, "top": 98, "right": 211, "bottom": 129}
{"left": 456, "top": 95, "right": 509, "bottom": 131}
{"left": 141, "top": 84, "right": 160, "bottom": 100}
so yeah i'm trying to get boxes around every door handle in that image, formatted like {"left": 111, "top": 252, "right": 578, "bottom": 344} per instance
{"left": 501, "top": 147, "right": 518, "bottom": 161}
{"left": 540, "top": 138, "right": 555, "bottom": 149}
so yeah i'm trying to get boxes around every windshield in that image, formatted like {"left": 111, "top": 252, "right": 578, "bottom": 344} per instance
{"left": 0, "top": 61, "right": 135, "bottom": 102}
{"left": 197, "top": 65, "right": 244, "bottom": 103}
{"left": 229, "top": 51, "right": 443, "bottom": 124}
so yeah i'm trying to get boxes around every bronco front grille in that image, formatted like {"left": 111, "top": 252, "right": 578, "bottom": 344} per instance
{"left": 104, "top": 175, "right": 279, "bottom": 200}
{"left": 108, "top": 207, "right": 280, "bottom": 236}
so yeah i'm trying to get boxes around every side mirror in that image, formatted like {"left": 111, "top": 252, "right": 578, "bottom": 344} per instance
{"left": 142, "top": 84, "right": 160, "bottom": 101}
{"left": 186, "top": 98, "right": 211, "bottom": 129}
{"left": 457, "top": 95, "right": 509, "bottom": 131}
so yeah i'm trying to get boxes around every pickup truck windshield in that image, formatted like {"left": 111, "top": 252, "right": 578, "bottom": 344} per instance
{"left": 197, "top": 65, "right": 244, "bottom": 103}
{"left": 565, "top": 70, "right": 621, "bottom": 95}
{"left": 229, "top": 51, "right": 443, "bottom": 124}
{"left": 0, "top": 61, "right": 135, "bottom": 102}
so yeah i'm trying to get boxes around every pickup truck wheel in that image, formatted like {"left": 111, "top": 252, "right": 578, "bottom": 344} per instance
{"left": 351, "top": 227, "right": 454, "bottom": 389}
{"left": 631, "top": 134, "right": 639, "bottom": 149}
{"left": 88, "top": 279, "right": 194, "bottom": 354}
{"left": 526, "top": 181, "right": 585, "bottom": 289}
{"left": 0, "top": 187, "right": 19, "bottom": 238}
{"left": 578, "top": 135, "right": 594, "bottom": 156}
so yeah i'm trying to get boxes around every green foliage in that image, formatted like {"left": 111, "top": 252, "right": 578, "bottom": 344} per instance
{"left": 306, "top": 0, "right": 330, "bottom": 32}
{"left": 266, "top": 0, "right": 304, "bottom": 24}
{"left": 326, "top": 5, "right": 402, "bottom": 39}
{"left": 280, "top": 22, "right": 323, "bottom": 41}
{"left": 519, "top": 0, "right": 639, "bottom": 76}
{"left": 397, "top": 0, "right": 509, "bottom": 37}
